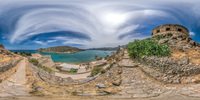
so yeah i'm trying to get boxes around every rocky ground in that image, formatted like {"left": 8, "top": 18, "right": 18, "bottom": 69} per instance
{"left": 2, "top": 44, "right": 200, "bottom": 100}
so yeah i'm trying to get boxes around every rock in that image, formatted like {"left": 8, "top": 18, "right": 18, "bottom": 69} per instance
{"left": 0, "top": 44, "right": 4, "bottom": 49}
{"left": 72, "top": 89, "right": 83, "bottom": 95}
{"left": 174, "top": 77, "right": 181, "bottom": 84}
{"left": 159, "top": 39, "right": 169, "bottom": 44}
{"left": 189, "top": 40, "right": 196, "bottom": 46}
{"left": 180, "top": 57, "right": 189, "bottom": 65}
{"left": 113, "top": 79, "right": 121, "bottom": 86}
{"left": 112, "top": 95, "right": 132, "bottom": 99}
{"left": 133, "top": 93, "right": 159, "bottom": 98}
{"left": 35, "top": 87, "right": 46, "bottom": 93}
{"left": 66, "top": 77, "right": 74, "bottom": 83}
{"left": 96, "top": 83, "right": 106, "bottom": 89}
{"left": 118, "top": 68, "right": 122, "bottom": 74}
{"left": 78, "top": 92, "right": 93, "bottom": 96}
{"left": 163, "top": 77, "right": 169, "bottom": 82}
{"left": 169, "top": 40, "right": 177, "bottom": 45}
{"left": 53, "top": 92, "right": 67, "bottom": 95}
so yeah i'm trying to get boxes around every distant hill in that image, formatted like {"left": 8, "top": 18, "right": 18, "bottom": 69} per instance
{"left": 87, "top": 45, "right": 126, "bottom": 51}
{"left": 38, "top": 46, "right": 84, "bottom": 53}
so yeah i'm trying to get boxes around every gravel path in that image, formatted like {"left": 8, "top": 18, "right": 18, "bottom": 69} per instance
{"left": 0, "top": 59, "right": 29, "bottom": 97}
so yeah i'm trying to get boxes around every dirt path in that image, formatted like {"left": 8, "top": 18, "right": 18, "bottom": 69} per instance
{"left": 0, "top": 59, "right": 29, "bottom": 97}
{"left": 55, "top": 72, "right": 90, "bottom": 80}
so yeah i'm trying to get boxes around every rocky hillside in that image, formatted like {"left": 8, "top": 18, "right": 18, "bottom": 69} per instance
{"left": 152, "top": 33, "right": 200, "bottom": 64}
{"left": 38, "top": 46, "right": 84, "bottom": 53}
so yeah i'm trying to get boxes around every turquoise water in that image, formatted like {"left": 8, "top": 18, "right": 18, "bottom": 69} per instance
{"left": 10, "top": 50, "right": 115, "bottom": 63}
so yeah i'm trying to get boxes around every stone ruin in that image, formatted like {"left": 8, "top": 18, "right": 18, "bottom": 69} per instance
{"left": 151, "top": 24, "right": 189, "bottom": 37}
{"left": 0, "top": 44, "right": 4, "bottom": 49}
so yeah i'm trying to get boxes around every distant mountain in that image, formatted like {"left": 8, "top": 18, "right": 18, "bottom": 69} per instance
{"left": 38, "top": 46, "right": 84, "bottom": 53}
{"left": 87, "top": 45, "right": 126, "bottom": 51}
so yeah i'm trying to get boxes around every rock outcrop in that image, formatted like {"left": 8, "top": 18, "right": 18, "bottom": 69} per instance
{"left": 31, "top": 53, "right": 55, "bottom": 70}
{"left": 38, "top": 46, "right": 84, "bottom": 53}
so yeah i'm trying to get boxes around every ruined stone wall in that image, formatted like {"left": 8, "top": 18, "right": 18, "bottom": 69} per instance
{"left": 152, "top": 24, "right": 189, "bottom": 37}
{"left": 138, "top": 56, "right": 200, "bottom": 84}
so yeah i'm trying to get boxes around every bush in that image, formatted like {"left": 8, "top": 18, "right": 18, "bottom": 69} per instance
{"left": 127, "top": 39, "right": 171, "bottom": 59}
{"left": 90, "top": 67, "right": 104, "bottom": 76}
{"left": 70, "top": 68, "right": 77, "bottom": 73}
{"left": 17, "top": 52, "right": 32, "bottom": 57}
{"left": 29, "top": 59, "right": 54, "bottom": 73}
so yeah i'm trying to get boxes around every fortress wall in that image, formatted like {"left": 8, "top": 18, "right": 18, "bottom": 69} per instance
{"left": 152, "top": 24, "right": 189, "bottom": 37}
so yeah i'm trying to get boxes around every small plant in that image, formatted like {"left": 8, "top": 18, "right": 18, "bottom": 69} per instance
{"left": 70, "top": 68, "right": 77, "bottom": 73}
{"left": 17, "top": 52, "right": 32, "bottom": 57}
{"left": 90, "top": 67, "right": 104, "bottom": 76}
{"left": 106, "top": 63, "right": 114, "bottom": 70}
{"left": 127, "top": 39, "right": 171, "bottom": 59}
{"left": 56, "top": 66, "right": 62, "bottom": 71}
{"left": 29, "top": 59, "right": 54, "bottom": 73}
{"left": 100, "top": 69, "right": 106, "bottom": 74}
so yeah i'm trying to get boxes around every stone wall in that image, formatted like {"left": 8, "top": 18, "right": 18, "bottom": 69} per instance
{"left": 152, "top": 24, "right": 189, "bottom": 37}
{"left": 0, "top": 44, "right": 4, "bottom": 49}
{"left": 0, "top": 59, "right": 22, "bottom": 83}
{"left": 138, "top": 56, "right": 200, "bottom": 84}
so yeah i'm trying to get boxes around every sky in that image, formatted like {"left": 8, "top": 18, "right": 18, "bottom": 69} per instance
{"left": 0, "top": 0, "right": 200, "bottom": 50}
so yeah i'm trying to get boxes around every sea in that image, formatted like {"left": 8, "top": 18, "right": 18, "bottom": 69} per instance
{"left": 10, "top": 50, "right": 115, "bottom": 63}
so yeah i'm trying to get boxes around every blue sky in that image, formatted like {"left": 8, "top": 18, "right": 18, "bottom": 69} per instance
{"left": 0, "top": 0, "right": 199, "bottom": 50}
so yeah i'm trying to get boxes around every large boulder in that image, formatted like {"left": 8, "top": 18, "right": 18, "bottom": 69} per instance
{"left": 0, "top": 44, "right": 4, "bottom": 49}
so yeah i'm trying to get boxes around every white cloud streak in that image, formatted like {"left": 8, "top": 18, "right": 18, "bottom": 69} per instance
{"left": 0, "top": 0, "right": 200, "bottom": 48}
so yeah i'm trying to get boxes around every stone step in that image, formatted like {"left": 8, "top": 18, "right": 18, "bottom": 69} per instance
{"left": 111, "top": 94, "right": 132, "bottom": 99}
{"left": 126, "top": 90, "right": 145, "bottom": 94}
{"left": 133, "top": 93, "right": 159, "bottom": 98}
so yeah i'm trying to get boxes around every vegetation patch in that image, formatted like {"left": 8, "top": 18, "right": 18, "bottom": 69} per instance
{"left": 127, "top": 38, "right": 171, "bottom": 59}
{"left": 90, "top": 67, "right": 105, "bottom": 77}
{"left": 14, "top": 52, "right": 32, "bottom": 57}
{"left": 29, "top": 59, "right": 54, "bottom": 73}
{"left": 70, "top": 68, "right": 77, "bottom": 73}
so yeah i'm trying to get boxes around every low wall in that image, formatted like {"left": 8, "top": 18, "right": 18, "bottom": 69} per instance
{"left": 0, "top": 59, "right": 22, "bottom": 83}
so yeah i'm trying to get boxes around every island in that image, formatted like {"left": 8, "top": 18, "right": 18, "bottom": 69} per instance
{"left": 38, "top": 46, "right": 85, "bottom": 53}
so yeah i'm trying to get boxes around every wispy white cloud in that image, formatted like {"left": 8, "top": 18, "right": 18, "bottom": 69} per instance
{"left": 189, "top": 32, "right": 195, "bottom": 36}
{"left": 0, "top": 0, "right": 200, "bottom": 48}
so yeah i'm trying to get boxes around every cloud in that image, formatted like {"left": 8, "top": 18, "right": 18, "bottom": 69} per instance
{"left": 0, "top": 0, "right": 200, "bottom": 49}
{"left": 34, "top": 40, "right": 46, "bottom": 45}
{"left": 189, "top": 32, "right": 195, "bottom": 36}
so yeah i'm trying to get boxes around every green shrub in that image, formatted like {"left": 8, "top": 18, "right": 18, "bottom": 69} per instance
{"left": 90, "top": 67, "right": 104, "bottom": 76}
{"left": 100, "top": 69, "right": 106, "bottom": 74}
{"left": 70, "top": 68, "right": 77, "bottom": 73}
{"left": 17, "top": 52, "right": 32, "bottom": 57}
{"left": 127, "top": 39, "right": 171, "bottom": 59}
{"left": 29, "top": 59, "right": 39, "bottom": 66}
{"left": 29, "top": 58, "right": 54, "bottom": 73}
